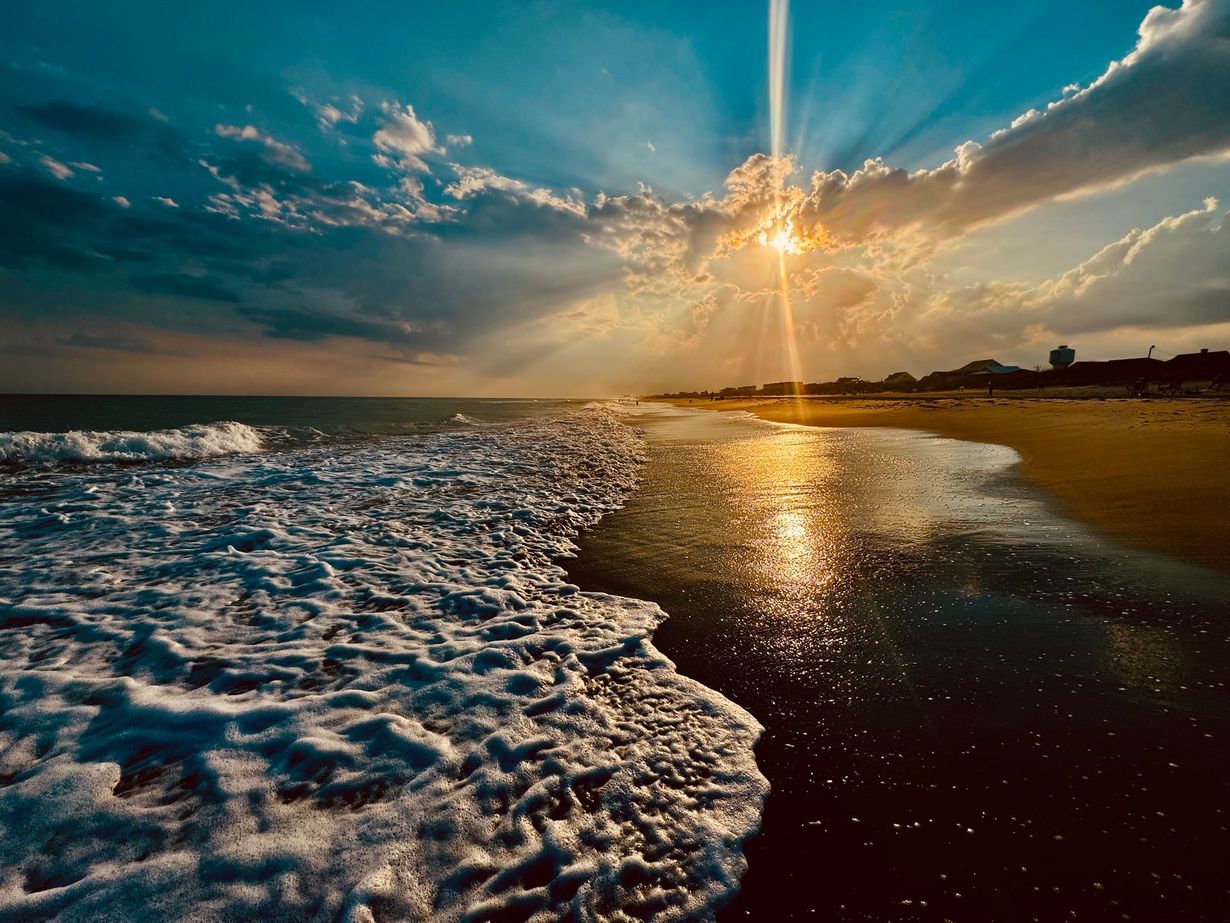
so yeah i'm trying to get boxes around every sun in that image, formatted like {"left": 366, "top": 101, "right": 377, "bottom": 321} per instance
{"left": 758, "top": 220, "right": 804, "bottom": 254}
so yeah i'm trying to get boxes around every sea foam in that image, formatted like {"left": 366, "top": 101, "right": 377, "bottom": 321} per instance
{"left": 0, "top": 404, "right": 765, "bottom": 921}
{"left": 0, "top": 421, "right": 265, "bottom": 466}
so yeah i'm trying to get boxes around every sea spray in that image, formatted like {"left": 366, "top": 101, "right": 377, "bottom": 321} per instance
{"left": 0, "top": 404, "right": 766, "bottom": 921}
{"left": 0, "top": 421, "right": 265, "bottom": 466}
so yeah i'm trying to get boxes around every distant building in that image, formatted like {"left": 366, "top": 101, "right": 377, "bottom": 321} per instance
{"left": 883, "top": 371, "right": 917, "bottom": 388}
{"left": 944, "top": 358, "right": 1008, "bottom": 379}
{"left": 1049, "top": 345, "right": 1076, "bottom": 369}
{"left": 969, "top": 363, "right": 1023, "bottom": 375}
{"left": 761, "top": 380, "right": 804, "bottom": 395}
{"left": 920, "top": 359, "right": 1019, "bottom": 387}
{"left": 1163, "top": 349, "right": 1230, "bottom": 382}
{"left": 1061, "top": 357, "right": 1163, "bottom": 384}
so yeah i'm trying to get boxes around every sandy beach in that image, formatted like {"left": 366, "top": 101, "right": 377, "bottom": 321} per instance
{"left": 569, "top": 405, "right": 1230, "bottom": 919}
{"left": 666, "top": 395, "right": 1230, "bottom": 572}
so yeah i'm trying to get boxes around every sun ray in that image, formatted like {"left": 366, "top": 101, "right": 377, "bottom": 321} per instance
{"left": 768, "top": 0, "right": 803, "bottom": 392}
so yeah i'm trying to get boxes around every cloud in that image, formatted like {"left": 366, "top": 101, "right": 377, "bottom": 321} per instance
{"left": 200, "top": 157, "right": 436, "bottom": 233}
{"left": 129, "top": 272, "right": 241, "bottom": 302}
{"left": 4, "top": 1, "right": 1228, "bottom": 394}
{"left": 0, "top": 166, "right": 253, "bottom": 278}
{"left": 292, "top": 90, "right": 364, "bottom": 131}
{"left": 1030, "top": 198, "right": 1230, "bottom": 333}
{"left": 443, "top": 165, "right": 528, "bottom": 200}
{"left": 792, "top": 0, "right": 1230, "bottom": 250}
{"left": 372, "top": 101, "right": 441, "bottom": 172}
{"left": 39, "top": 155, "right": 73, "bottom": 180}
{"left": 441, "top": 166, "right": 588, "bottom": 219}
{"left": 577, "top": 0, "right": 1230, "bottom": 279}
{"left": 0, "top": 169, "right": 116, "bottom": 269}
{"left": 214, "top": 124, "right": 310, "bottom": 172}
{"left": 817, "top": 198, "right": 1230, "bottom": 371}
{"left": 238, "top": 305, "right": 440, "bottom": 346}
{"left": 19, "top": 101, "right": 146, "bottom": 140}
{"left": 17, "top": 101, "right": 188, "bottom": 160}
{"left": 541, "top": 0, "right": 1230, "bottom": 339}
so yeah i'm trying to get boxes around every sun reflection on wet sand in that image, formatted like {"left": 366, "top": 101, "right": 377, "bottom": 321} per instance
{"left": 568, "top": 405, "right": 1230, "bottom": 920}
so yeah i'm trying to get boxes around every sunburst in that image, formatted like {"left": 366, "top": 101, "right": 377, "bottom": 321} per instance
{"left": 758, "top": 219, "right": 804, "bottom": 255}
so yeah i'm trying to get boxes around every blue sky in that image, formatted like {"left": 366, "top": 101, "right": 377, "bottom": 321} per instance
{"left": 1, "top": 0, "right": 1228, "bottom": 394}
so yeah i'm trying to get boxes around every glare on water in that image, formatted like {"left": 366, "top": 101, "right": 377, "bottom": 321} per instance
{"left": 569, "top": 405, "right": 1230, "bottom": 920}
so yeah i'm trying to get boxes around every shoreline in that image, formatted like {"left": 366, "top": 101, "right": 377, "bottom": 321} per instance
{"left": 567, "top": 405, "right": 1230, "bottom": 919}
{"left": 663, "top": 395, "right": 1230, "bottom": 573}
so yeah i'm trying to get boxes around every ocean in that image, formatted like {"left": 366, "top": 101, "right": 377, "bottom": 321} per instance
{"left": 5, "top": 396, "right": 1228, "bottom": 921}
{"left": 0, "top": 396, "right": 765, "bottom": 921}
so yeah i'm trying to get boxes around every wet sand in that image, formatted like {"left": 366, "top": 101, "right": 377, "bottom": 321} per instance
{"left": 567, "top": 405, "right": 1230, "bottom": 920}
{"left": 666, "top": 396, "right": 1230, "bottom": 572}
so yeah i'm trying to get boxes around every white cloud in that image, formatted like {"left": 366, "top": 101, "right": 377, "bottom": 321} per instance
{"left": 154, "top": 196, "right": 180, "bottom": 208}
{"left": 112, "top": 195, "right": 131, "bottom": 208}
{"left": 293, "top": 90, "right": 364, "bottom": 131}
{"left": 446, "top": 133, "right": 473, "bottom": 148}
{"left": 443, "top": 165, "right": 527, "bottom": 200}
{"left": 1034, "top": 198, "right": 1230, "bottom": 332}
{"left": 794, "top": 0, "right": 1230, "bottom": 251}
{"left": 372, "top": 101, "right": 442, "bottom": 172}
{"left": 214, "top": 123, "right": 311, "bottom": 172}
{"left": 442, "top": 164, "right": 586, "bottom": 216}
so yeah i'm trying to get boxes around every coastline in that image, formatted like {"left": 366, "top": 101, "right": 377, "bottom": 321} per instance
{"left": 568, "top": 405, "right": 1230, "bottom": 918}
{"left": 665, "top": 395, "right": 1230, "bottom": 573}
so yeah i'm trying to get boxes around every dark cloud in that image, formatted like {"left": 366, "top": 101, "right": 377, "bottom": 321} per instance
{"left": 0, "top": 168, "right": 258, "bottom": 272}
{"left": 204, "top": 150, "right": 317, "bottom": 194}
{"left": 129, "top": 273, "right": 241, "bottom": 303}
{"left": 237, "top": 306, "right": 432, "bottom": 344}
{"left": 0, "top": 170, "right": 114, "bottom": 270}
{"left": 0, "top": 159, "right": 619, "bottom": 358}
{"left": 19, "top": 101, "right": 144, "bottom": 139}
{"left": 15, "top": 100, "right": 189, "bottom": 160}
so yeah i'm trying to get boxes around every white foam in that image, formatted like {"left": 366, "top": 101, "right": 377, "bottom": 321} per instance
{"left": 447, "top": 412, "right": 491, "bottom": 427}
{"left": 0, "top": 404, "right": 765, "bottom": 921}
{"left": 0, "top": 421, "right": 265, "bottom": 466}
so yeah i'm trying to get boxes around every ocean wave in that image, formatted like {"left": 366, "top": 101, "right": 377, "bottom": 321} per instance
{"left": 0, "top": 421, "right": 265, "bottom": 466}
{"left": 0, "top": 404, "right": 765, "bottom": 921}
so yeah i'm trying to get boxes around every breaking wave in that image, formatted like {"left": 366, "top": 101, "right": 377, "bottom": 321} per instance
{"left": 0, "top": 421, "right": 265, "bottom": 467}
{"left": 0, "top": 404, "right": 765, "bottom": 921}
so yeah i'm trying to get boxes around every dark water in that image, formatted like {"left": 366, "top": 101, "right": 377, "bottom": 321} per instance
{"left": 567, "top": 406, "right": 1230, "bottom": 922}
{"left": 0, "top": 394, "right": 583, "bottom": 436}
